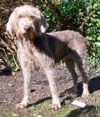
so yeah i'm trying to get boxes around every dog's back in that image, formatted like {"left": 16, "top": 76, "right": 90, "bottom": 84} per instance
{"left": 34, "top": 30, "right": 88, "bottom": 63}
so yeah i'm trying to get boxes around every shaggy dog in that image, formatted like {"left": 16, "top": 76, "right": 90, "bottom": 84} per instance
{"left": 6, "top": 5, "right": 89, "bottom": 110}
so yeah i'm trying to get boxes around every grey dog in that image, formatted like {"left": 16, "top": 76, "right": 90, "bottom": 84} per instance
{"left": 6, "top": 5, "right": 89, "bottom": 110}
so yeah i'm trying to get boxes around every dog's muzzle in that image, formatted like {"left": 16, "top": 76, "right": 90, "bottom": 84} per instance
{"left": 24, "top": 25, "right": 33, "bottom": 33}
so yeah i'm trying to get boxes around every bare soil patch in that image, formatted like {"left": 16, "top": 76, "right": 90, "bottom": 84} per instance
{"left": 0, "top": 67, "right": 100, "bottom": 117}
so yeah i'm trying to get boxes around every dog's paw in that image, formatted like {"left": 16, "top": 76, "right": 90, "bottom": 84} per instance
{"left": 16, "top": 103, "right": 28, "bottom": 109}
{"left": 52, "top": 100, "right": 61, "bottom": 111}
{"left": 52, "top": 103, "right": 61, "bottom": 111}
{"left": 81, "top": 91, "right": 89, "bottom": 98}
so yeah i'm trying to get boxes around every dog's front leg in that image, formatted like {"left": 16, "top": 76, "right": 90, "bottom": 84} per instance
{"left": 44, "top": 68, "right": 61, "bottom": 110}
{"left": 16, "top": 59, "right": 32, "bottom": 109}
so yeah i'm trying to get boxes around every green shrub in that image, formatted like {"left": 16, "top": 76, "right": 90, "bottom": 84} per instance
{"left": 56, "top": 0, "right": 100, "bottom": 75}
{"left": 0, "top": 0, "right": 100, "bottom": 74}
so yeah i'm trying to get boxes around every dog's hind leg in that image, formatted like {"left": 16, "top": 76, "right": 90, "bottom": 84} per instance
{"left": 76, "top": 58, "right": 89, "bottom": 97}
{"left": 73, "top": 52, "right": 89, "bottom": 97}
{"left": 44, "top": 68, "right": 61, "bottom": 110}
{"left": 64, "top": 58, "right": 78, "bottom": 94}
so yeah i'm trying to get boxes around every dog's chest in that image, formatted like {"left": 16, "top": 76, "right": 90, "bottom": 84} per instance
{"left": 23, "top": 42, "right": 54, "bottom": 70}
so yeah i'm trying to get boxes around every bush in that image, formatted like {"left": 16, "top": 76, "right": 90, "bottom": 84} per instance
{"left": 36, "top": 0, "right": 100, "bottom": 75}
{"left": 0, "top": 0, "right": 100, "bottom": 75}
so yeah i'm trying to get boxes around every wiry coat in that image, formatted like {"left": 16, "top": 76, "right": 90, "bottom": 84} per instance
{"left": 6, "top": 5, "right": 89, "bottom": 110}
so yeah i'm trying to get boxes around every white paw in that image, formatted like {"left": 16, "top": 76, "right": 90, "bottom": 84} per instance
{"left": 52, "top": 99, "right": 61, "bottom": 111}
{"left": 16, "top": 101, "right": 28, "bottom": 109}
{"left": 81, "top": 91, "right": 89, "bottom": 98}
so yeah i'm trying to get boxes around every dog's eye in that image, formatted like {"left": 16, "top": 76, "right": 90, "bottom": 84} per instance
{"left": 30, "top": 15, "right": 34, "bottom": 19}
{"left": 18, "top": 15, "right": 23, "bottom": 18}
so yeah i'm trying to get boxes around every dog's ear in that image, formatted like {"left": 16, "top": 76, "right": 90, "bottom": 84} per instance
{"left": 40, "top": 14, "right": 47, "bottom": 33}
{"left": 32, "top": 8, "right": 47, "bottom": 35}
{"left": 6, "top": 8, "right": 18, "bottom": 36}
{"left": 35, "top": 13, "right": 47, "bottom": 35}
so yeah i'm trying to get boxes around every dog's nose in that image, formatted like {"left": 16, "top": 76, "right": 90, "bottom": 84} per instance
{"left": 24, "top": 25, "right": 31, "bottom": 32}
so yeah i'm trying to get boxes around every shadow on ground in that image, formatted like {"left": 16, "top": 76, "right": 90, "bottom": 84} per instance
{"left": 60, "top": 76, "right": 100, "bottom": 98}
{"left": 0, "top": 68, "right": 12, "bottom": 76}
{"left": 67, "top": 105, "right": 100, "bottom": 117}
{"left": 28, "top": 96, "right": 51, "bottom": 107}
{"left": 78, "top": 76, "right": 100, "bottom": 95}
{"left": 28, "top": 76, "right": 100, "bottom": 108}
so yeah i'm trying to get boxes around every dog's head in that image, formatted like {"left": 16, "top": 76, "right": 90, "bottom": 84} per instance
{"left": 6, "top": 5, "right": 47, "bottom": 39}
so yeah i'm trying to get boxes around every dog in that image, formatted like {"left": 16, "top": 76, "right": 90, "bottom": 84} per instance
{"left": 6, "top": 5, "right": 89, "bottom": 110}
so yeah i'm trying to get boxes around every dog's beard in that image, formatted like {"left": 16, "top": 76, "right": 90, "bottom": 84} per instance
{"left": 16, "top": 29, "right": 35, "bottom": 40}
{"left": 22, "top": 33, "right": 34, "bottom": 40}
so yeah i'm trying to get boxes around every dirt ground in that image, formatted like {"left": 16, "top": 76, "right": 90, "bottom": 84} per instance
{"left": 0, "top": 66, "right": 100, "bottom": 117}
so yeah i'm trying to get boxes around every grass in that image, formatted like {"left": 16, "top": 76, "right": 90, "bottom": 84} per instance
{"left": 0, "top": 58, "right": 100, "bottom": 117}
{"left": 0, "top": 95, "right": 100, "bottom": 117}
{"left": 0, "top": 109, "right": 17, "bottom": 117}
